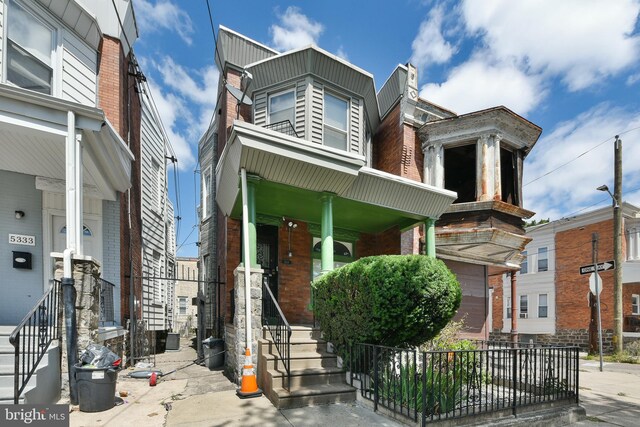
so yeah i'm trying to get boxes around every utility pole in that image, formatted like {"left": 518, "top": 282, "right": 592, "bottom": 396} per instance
{"left": 613, "top": 136, "right": 623, "bottom": 353}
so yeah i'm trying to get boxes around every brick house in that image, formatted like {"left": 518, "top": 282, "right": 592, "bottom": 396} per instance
{"left": 198, "top": 26, "right": 541, "bottom": 406}
{"left": 490, "top": 203, "right": 640, "bottom": 351}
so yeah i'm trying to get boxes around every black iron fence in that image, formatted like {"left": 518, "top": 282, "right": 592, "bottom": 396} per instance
{"left": 264, "top": 120, "right": 299, "bottom": 138}
{"left": 98, "top": 278, "right": 116, "bottom": 326}
{"left": 348, "top": 342, "right": 579, "bottom": 425}
{"left": 261, "top": 282, "right": 292, "bottom": 390}
{"left": 9, "top": 280, "right": 62, "bottom": 404}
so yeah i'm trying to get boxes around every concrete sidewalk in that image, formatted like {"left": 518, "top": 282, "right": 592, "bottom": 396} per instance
{"left": 69, "top": 337, "right": 400, "bottom": 427}
{"left": 572, "top": 358, "right": 640, "bottom": 426}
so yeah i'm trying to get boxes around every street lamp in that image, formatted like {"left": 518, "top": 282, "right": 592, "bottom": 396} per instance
{"left": 597, "top": 182, "right": 623, "bottom": 353}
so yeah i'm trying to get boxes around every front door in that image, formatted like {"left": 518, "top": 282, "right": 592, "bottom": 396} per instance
{"left": 257, "top": 224, "right": 278, "bottom": 301}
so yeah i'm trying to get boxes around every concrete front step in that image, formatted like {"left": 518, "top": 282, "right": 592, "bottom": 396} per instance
{"left": 271, "top": 383, "right": 356, "bottom": 409}
{"left": 260, "top": 337, "right": 327, "bottom": 354}
{"left": 288, "top": 326, "right": 322, "bottom": 341}
{"left": 262, "top": 351, "right": 337, "bottom": 370}
{"left": 267, "top": 366, "right": 346, "bottom": 389}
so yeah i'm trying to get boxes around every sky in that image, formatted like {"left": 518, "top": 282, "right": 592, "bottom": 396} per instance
{"left": 130, "top": 0, "right": 640, "bottom": 257}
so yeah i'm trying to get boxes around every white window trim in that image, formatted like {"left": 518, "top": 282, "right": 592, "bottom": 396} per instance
{"left": 4, "top": 0, "right": 61, "bottom": 97}
{"left": 267, "top": 88, "right": 296, "bottom": 126}
{"left": 520, "top": 250, "right": 528, "bottom": 275}
{"left": 520, "top": 295, "right": 528, "bottom": 319}
{"left": 323, "top": 91, "right": 350, "bottom": 151}
{"left": 538, "top": 293, "right": 548, "bottom": 318}
{"left": 632, "top": 294, "right": 640, "bottom": 315}
{"left": 506, "top": 296, "right": 511, "bottom": 319}
{"left": 202, "top": 166, "right": 212, "bottom": 220}
{"left": 537, "top": 247, "right": 549, "bottom": 272}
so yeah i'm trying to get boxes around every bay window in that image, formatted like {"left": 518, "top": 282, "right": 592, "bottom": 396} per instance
{"left": 7, "top": 0, "right": 54, "bottom": 95}
{"left": 324, "top": 92, "right": 348, "bottom": 150}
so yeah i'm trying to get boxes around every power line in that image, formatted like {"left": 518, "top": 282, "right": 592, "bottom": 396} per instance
{"left": 524, "top": 125, "right": 640, "bottom": 187}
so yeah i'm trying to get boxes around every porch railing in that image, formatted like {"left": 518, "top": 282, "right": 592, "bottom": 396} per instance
{"left": 9, "top": 280, "right": 62, "bottom": 404}
{"left": 261, "top": 282, "right": 292, "bottom": 390}
{"left": 348, "top": 343, "right": 579, "bottom": 426}
{"left": 264, "top": 120, "right": 299, "bottom": 138}
{"left": 98, "top": 278, "right": 116, "bottom": 326}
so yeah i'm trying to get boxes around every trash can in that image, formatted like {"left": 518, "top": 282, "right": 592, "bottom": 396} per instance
{"left": 202, "top": 338, "right": 225, "bottom": 369}
{"left": 75, "top": 365, "right": 118, "bottom": 412}
{"left": 166, "top": 332, "right": 180, "bottom": 350}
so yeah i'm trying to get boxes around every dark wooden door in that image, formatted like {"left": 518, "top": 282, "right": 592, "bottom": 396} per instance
{"left": 257, "top": 224, "right": 279, "bottom": 301}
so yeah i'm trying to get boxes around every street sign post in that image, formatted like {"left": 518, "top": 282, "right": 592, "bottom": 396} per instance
{"left": 580, "top": 260, "right": 615, "bottom": 275}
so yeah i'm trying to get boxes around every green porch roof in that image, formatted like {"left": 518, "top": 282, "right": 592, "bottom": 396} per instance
{"left": 216, "top": 121, "right": 457, "bottom": 234}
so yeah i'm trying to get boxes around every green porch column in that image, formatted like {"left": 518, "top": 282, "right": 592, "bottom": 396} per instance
{"left": 425, "top": 218, "right": 436, "bottom": 258}
{"left": 321, "top": 193, "right": 334, "bottom": 273}
{"left": 246, "top": 175, "right": 259, "bottom": 267}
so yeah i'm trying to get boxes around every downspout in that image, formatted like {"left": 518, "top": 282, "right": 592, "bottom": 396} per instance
{"left": 240, "top": 168, "right": 252, "bottom": 352}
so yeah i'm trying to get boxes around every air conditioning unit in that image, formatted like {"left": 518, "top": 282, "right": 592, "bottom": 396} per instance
{"left": 520, "top": 313, "right": 528, "bottom": 319}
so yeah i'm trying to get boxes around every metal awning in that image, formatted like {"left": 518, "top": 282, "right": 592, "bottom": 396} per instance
{"left": 216, "top": 121, "right": 457, "bottom": 232}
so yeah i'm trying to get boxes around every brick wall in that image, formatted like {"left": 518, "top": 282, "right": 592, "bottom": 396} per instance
{"left": 374, "top": 103, "right": 402, "bottom": 175}
{"left": 489, "top": 273, "right": 504, "bottom": 332}
{"left": 224, "top": 218, "right": 241, "bottom": 323}
{"left": 278, "top": 221, "right": 313, "bottom": 324}
{"left": 555, "top": 220, "right": 615, "bottom": 331}
{"left": 97, "top": 36, "right": 143, "bottom": 324}
{"left": 217, "top": 68, "right": 251, "bottom": 158}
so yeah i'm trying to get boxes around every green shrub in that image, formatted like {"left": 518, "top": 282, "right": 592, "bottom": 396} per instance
{"left": 312, "top": 255, "right": 461, "bottom": 354}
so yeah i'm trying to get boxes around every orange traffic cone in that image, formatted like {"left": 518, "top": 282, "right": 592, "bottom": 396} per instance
{"left": 237, "top": 347, "right": 262, "bottom": 398}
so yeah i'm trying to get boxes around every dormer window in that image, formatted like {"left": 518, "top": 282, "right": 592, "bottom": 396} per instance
{"left": 324, "top": 92, "right": 348, "bottom": 150}
{"left": 268, "top": 90, "right": 295, "bottom": 127}
{"left": 6, "top": 0, "right": 54, "bottom": 95}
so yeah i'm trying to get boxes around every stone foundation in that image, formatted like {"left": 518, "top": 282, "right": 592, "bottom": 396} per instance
{"left": 54, "top": 258, "right": 101, "bottom": 402}
{"left": 224, "top": 266, "right": 263, "bottom": 384}
{"left": 489, "top": 329, "right": 615, "bottom": 353}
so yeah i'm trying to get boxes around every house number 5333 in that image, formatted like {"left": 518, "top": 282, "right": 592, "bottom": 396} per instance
{"left": 8, "top": 234, "right": 36, "bottom": 246}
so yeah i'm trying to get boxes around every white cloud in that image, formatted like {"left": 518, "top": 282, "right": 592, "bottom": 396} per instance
{"left": 155, "top": 57, "right": 218, "bottom": 108}
{"left": 135, "top": 0, "right": 194, "bottom": 45}
{"left": 523, "top": 104, "right": 640, "bottom": 220}
{"left": 411, "top": 5, "right": 456, "bottom": 70}
{"left": 419, "top": 58, "right": 544, "bottom": 115}
{"left": 145, "top": 79, "right": 196, "bottom": 170}
{"left": 461, "top": 0, "right": 640, "bottom": 91}
{"left": 270, "top": 7, "right": 323, "bottom": 51}
{"left": 336, "top": 46, "right": 349, "bottom": 61}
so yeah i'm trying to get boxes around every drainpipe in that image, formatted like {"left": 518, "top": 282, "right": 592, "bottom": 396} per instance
{"left": 63, "top": 247, "right": 78, "bottom": 405}
{"left": 240, "top": 168, "right": 253, "bottom": 352}
{"left": 510, "top": 270, "right": 518, "bottom": 345}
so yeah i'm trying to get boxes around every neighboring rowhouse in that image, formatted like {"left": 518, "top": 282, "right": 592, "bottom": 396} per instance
{"left": 197, "top": 26, "right": 540, "bottom": 405}
{"left": 491, "top": 203, "right": 640, "bottom": 351}
{"left": 0, "top": 0, "right": 174, "bottom": 404}
{"left": 173, "top": 257, "right": 198, "bottom": 336}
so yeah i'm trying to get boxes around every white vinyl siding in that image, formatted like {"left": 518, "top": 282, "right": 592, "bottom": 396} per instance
{"left": 3, "top": 0, "right": 98, "bottom": 104}
{"left": 61, "top": 31, "right": 97, "bottom": 106}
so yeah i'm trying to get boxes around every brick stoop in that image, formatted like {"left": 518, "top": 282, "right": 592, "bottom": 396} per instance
{"left": 258, "top": 325, "right": 356, "bottom": 409}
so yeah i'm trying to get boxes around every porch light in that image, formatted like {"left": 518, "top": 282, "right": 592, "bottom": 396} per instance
{"left": 15, "top": 210, "right": 25, "bottom": 219}
{"left": 286, "top": 221, "right": 298, "bottom": 257}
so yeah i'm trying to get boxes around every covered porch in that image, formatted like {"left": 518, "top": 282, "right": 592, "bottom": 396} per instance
{"left": 216, "top": 120, "right": 457, "bottom": 324}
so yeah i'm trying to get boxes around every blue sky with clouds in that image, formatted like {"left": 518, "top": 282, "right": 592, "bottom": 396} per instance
{"left": 131, "top": 0, "right": 640, "bottom": 257}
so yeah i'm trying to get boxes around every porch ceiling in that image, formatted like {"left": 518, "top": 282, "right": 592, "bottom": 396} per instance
{"left": 435, "top": 228, "right": 531, "bottom": 269}
{"left": 230, "top": 180, "right": 422, "bottom": 233}
{"left": 217, "top": 121, "right": 457, "bottom": 232}
{"left": 0, "top": 86, "right": 133, "bottom": 200}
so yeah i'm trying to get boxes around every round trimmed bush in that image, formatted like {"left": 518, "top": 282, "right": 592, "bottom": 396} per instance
{"left": 312, "top": 255, "right": 461, "bottom": 352}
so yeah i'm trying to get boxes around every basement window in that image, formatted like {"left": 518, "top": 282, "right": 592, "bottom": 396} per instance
{"left": 444, "top": 145, "right": 476, "bottom": 203}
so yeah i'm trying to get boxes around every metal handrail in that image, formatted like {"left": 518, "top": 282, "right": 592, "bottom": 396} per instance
{"left": 264, "top": 120, "right": 299, "bottom": 138}
{"left": 261, "top": 282, "right": 292, "bottom": 390}
{"left": 9, "top": 280, "right": 62, "bottom": 404}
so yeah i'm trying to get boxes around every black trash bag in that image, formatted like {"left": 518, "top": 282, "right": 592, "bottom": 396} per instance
{"left": 79, "top": 343, "right": 120, "bottom": 368}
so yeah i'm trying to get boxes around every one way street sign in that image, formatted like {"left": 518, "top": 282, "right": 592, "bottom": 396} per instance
{"left": 579, "top": 260, "right": 615, "bottom": 275}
